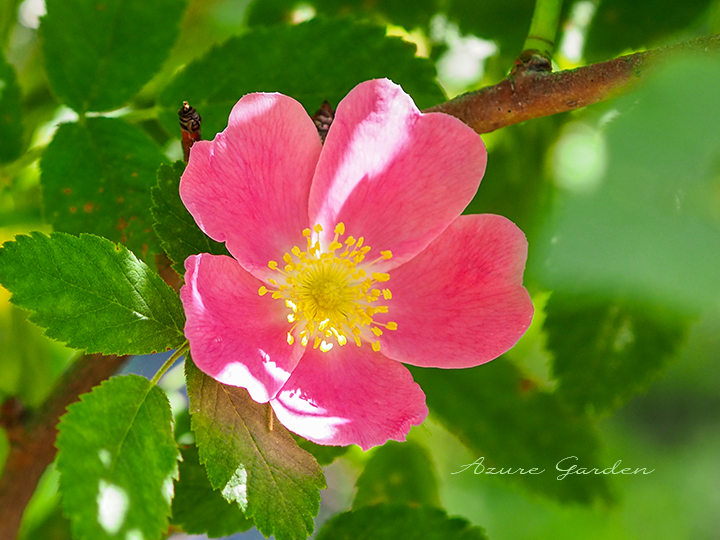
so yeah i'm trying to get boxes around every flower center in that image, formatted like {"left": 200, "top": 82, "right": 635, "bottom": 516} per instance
{"left": 258, "top": 223, "right": 397, "bottom": 353}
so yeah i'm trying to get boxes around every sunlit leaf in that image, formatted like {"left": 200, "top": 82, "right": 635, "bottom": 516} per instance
{"left": 158, "top": 18, "right": 444, "bottom": 139}
{"left": 0, "top": 232, "right": 186, "bottom": 355}
{"left": 316, "top": 504, "right": 489, "bottom": 540}
{"left": 40, "top": 0, "right": 186, "bottom": 112}
{"left": 185, "top": 358, "right": 325, "bottom": 540}
{"left": 56, "top": 375, "right": 179, "bottom": 540}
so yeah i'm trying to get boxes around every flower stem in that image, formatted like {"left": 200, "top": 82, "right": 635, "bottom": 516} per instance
{"left": 522, "top": 0, "right": 563, "bottom": 60}
{"left": 150, "top": 342, "right": 189, "bottom": 386}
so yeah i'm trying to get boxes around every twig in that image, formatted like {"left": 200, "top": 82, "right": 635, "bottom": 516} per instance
{"left": 427, "top": 33, "right": 720, "bottom": 134}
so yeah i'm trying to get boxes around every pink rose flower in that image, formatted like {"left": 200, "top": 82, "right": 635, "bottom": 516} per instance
{"left": 179, "top": 79, "right": 533, "bottom": 451}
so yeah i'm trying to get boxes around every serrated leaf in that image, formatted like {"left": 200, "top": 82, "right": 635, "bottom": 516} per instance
{"left": 0, "top": 232, "right": 186, "bottom": 355}
{"left": 56, "top": 375, "right": 179, "bottom": 540}
{"left": 0, "top": 50, "right": 24, "bottom": 163}
{"left": 40, "top": 117, "right": 167, "bottom": 262}
{"left": 353, "top": 441, "right": 440, "bottom": 508}
{"left": 545, "top": 293, "right": 689, "bottom": 414}
{"left": 171, "top": 445, "right": 254, "bottom": 538}
{"left": 151, "top": 161, "right": 230, "bottom": 276}
{"left": 158, "top": 18, "right": 445, "bottom": 139}
{"left": 409, "top": 359, "right": 614, "bottom": 505}
{"left": 316, "top": 504, "right": 489, "bottom": 540}
{"left": 40, "top": 0, "right": 186, "bottom": 112}
{"left": 185, "top": 358, "right": 325, "bottom": 540}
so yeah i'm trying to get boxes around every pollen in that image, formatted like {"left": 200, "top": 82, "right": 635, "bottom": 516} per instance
{"left": 258, "top": 222, "right": 397, "bottom": 353}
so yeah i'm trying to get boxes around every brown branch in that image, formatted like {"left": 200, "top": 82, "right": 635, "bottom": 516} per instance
{"left": 427, "top": 33, "right": 720, "bottom": 134}
{"left": 0, "top": 353, "right": 127, "bottom": 540}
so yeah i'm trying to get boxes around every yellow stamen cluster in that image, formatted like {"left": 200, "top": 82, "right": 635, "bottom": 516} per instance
{"left": 258, "top": 223, "right": 397, "bottom": 353}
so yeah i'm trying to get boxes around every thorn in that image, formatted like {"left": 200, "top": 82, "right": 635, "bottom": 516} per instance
{"left": 311, "top": 101, "right": 335, "bottom": 143}
{"left": 178, "top": 101, "right": 202, "bottom": 162}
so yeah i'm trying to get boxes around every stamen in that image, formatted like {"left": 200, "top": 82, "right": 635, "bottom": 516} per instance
{"left": 258, "top": 223, "right": 397, "bottom": 353}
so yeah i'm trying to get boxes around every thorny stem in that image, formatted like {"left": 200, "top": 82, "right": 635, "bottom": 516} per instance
{"left": 150, "top": 342, "right": 190, "bottom": 385}
{"left": 522, "top": 0, "right": 563, "bottom": 60}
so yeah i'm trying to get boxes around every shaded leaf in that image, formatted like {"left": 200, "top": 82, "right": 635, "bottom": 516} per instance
{"left": 447, "top": 0, "right": 535, "bottom": 56}
{"left": 0, "top": 232, "right": 186, "bottom": 355}
{"left": 40, "top": 117, "right": 167, "bottom": 262}
{"left": 248, "top": 0, "right": 438, "bottom": 32}
{"left": 545, "top": 293, "right": 690, "bottom": 414}
{"left": 151, "top": 161, "right": 230, "bottom": 277}
{"left": 158, "top": 18, "right": 444, "bottom": 139}
{"left": 293, "top": 434, "right": 349, "bottom": 466}
{"left": 56, "top": 375, "right": 179, "bottom": 540}
{"left": 409, "top": 359, "right": 614, "bottom": 504}
{"left": 316, "top": 504, "right": 488, "bottom": 540}
{"left": 171, "top": 445, "right": 254, "bottom": 538}
{"left": 40, "top": 0, "right": 186, "bottom": 112}
{"left": 353, "top": 441, "right": 440, "bottom": 508}
{"left": 0, "top": 50, "right": 24, "bottom": 163}
{"left": 185, "top": 358, "right": 325, "bottom": 540}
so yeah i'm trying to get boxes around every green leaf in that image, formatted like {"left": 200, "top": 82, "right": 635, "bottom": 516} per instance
{"left": 248, "top": 0, "right": 438, "bottom": 33}
{"left": 56, "top": 375, "right": 179, "bottom": 540}
{"left": 40, "top": 117, "right": 167, "bottom": 262}
{"left": 535, "top": 57, "right": 720, "bottom": 312}
{"left": 585, "top": 0, "right": 714, "bottom": 62}
{"left": 185, "top": 358, "right": 325, "bottom": 540}
{"left": 447, "top": 0, "right": 535, "bottom": 56}
{"left": 0, "top": 232, "right": 186, "bottom": 355}
{"left": 545, "top": 293, "right": 690, "bottom": 415}
{"left": 409, "top": 359, "right": 614, "bottom": 504}
{"left": 171, "top": 445, "right": 254, "bottom": 538}
{"left": 158, "top": 18, "right": 445, "bottom": 139}
{"left": 316, "top": 504, "right": 489, "bottom": 540}
{"left": 293, "top": 435, "right": 349, "bottom": 466}
{"left": 353, "top": 441, "right": 440, "bottom": 508}
{"left": 151, "top": 161, "right": 230, "bottom": 276}
{"left": 40, "top": 0, "right": 186, "bottom": 112}
{"left": 0, "top": 50, "right": 24, "bottom": 163}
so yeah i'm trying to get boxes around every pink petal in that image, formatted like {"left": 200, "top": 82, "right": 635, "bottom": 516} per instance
{"left": 180, "top": 93, "right": 322, "bottom": 280}
{"left": 270, "top": 346, "right": 428, "bottom": 451}
{"left": 308, "top": 79, "right": 487, "bottom": 270}
{"left": 181, "top": 254, "right": 304, "bottom": 402}
{"left": 377, "top": 214, "right": 534, "bottom": 368}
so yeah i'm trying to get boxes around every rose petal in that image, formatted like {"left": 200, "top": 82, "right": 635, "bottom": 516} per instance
{"left": 308, "top": 79, "right": 486, "bottom": 269}
{"left": 270, "top": 346, "right": 428, "bottom": 451}
{"left": 377, "top": 214, "right": 534, "bottom": 368}
{"left": 180, "top": 93, "right": 322, "bottom": 279}
{"left": 181, "top": 253, "right": 304, "bottom": 402}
